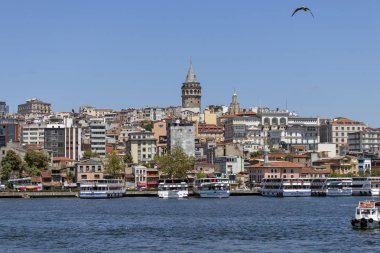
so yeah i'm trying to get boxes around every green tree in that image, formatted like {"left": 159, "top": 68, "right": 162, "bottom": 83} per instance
{"left": 24, "top": 165, "right": 41, "bottom": 177}
{"left": 155, "top": 146, "right": 195, "bottom": 179}
{"left": 104, "top": 151, "right": 124, "bottom": 178}
{"left": 196, "top": 171, "right": 206, "bottom": 179}
{"left": 0, "top": 150, "right": 24, "bottom": 179}
{"left": 250, "top": 150, "right": 263, "bottom": 159}
{"left": 24, "top": 150, "right": 49, "bottom": 170}
{"left": 141, "top": 120, "right": 153, "bottom": 131}
{"left": 0, "top": 163, "right": 12, "bottom": 180}
{"left": 83, "top": 150, "right": 99, "bottom": 159}
{"left": 123, "top": 153, "right": 134, "bottom": 164}
{"left": 371, "top": 170, "right": 380, "bottom": 177}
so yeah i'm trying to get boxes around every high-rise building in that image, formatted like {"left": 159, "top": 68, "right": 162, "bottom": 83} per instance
{"left": 0, "top": 119, "right": 19, "bottom": 147}
{"left": 320, "top": 117, "right": 367, "bottom": 155}
{"left": 0, "top": 101, "right": 9, "bottom": 115}
{"left": 348, "top": 128, "right": 380, "bottom": 155}
{"left": 181, "top": 61, "right": 201, "bottom": 113}
{"left": 44, "top": 118, "right": 81, "bottom": 160}
{"left": 21, "top": 123, "right": 46, "bottom": 145}
{"left": 126, "top": 131, "right": 157, "bottom": 164}
{"left": 18, "top": 98, "right": 51, "bottom": 115}
{"left": 89, "top": 118, "right": 106, "bottom": 156}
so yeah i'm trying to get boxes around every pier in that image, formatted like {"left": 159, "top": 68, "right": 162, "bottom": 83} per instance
{"left": 0, "top": 192, "right": 78, "bottom": 198}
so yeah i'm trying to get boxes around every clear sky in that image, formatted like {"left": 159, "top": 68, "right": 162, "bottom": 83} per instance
{"left": 1, "top": 1, "right": 379, "bottom": 126}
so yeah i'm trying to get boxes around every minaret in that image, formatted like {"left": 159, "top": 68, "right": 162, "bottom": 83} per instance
{"left": 264, "top": 133, "right": 269, "bottom": 165}
{"left": 181, "top": 60, "right": 201, "bottom": 113}
{"left": 228, "top": 89, "right": 241, "bottom": 115}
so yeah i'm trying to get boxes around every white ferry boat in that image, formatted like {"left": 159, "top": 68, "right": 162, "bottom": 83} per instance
{"left": 79, "top": 179, "right": 125, "bottom": 199}
{"left": 260, "top": 178, "right": 311, "bottom": 197}
{"left": 351, "top": 177, "right": 371, "bottom": 196}
{"left": 369, "top": 177, "right": 380, "bottom": 196}
{"left": 193, "top": 178, "right": 230, "bottom": 198}
{"left": 310, "top": 178, "right": 328, "bottom": 196}
{"left": 158, "top": 179, "right": 188, "bottom": 199}
{"left": 325, "top": 178, "right": 352, "bottom": 196}
{"left": 351, "top": 200, "right": 380, "bottom": 229}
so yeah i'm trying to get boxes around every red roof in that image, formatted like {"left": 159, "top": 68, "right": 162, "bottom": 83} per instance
{"left": 246, "top": 161, "right": 303, "bottom": 168}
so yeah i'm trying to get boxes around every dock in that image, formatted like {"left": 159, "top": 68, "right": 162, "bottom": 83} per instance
{"left": 0, "top": 192, "right": 78, "bottom": 198}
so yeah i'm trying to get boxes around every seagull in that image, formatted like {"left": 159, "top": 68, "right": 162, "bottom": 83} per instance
{"left": 292, "top": 6, "right": 314, "bottom": 18}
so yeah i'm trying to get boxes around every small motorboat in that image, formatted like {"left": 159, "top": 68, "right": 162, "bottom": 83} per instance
{"left": 351, "top": 200, "right": 380, "bottom": 229}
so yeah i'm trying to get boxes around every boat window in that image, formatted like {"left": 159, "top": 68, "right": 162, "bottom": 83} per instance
{"left": 361, "top": 210, "right": 370, "bottom": 215}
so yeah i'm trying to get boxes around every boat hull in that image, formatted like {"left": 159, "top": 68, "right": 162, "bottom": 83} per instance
{"left": 260, "top": 189, "right": 311, "bottom": 197}
{"left": 352, "top": 218, "right": 380, "bottom": 229}
{"left": 79, "top": 191, "right": 124, "bottom": 199}
{"left": 158, "top": 190, "right": 188, "bottom": 199}
{"left": 326, "top": 189, "right": 352, "bottom": 196}
{"left": 195, "top": 190, "right": 230, "bottom": 198}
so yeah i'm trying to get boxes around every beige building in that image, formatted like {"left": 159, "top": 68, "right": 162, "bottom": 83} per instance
{"left": 126, "top": 131, "right": 157, "bottom": 164}
{"left": 76, "top": 159, "right": 104, "bottom": 182}
{"left": 133, "top": 165, "right": 159, "bottom": 189}
{"left": 152, "top": 121, "right": 167, "bottom": 155}
{"left": 313, "top": 155, "right": 358, "bottom": 175}
{"left": 18, "top": 98, "right": 51, "bottom": 115}
{"left": 203, "top": 108, "right": 217, "bottom": 125}
{"left": 320, "top": 117, "right": 367, "bottom": 155}
{"left": 197, "top": 124, "right": 224, "bottom": 142}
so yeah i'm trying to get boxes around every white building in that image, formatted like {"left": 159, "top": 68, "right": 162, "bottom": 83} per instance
{"left": 223, "top": 107, "right": 320, "bottom": 152}
{"left": 320, "top": 117, "right": 367, "bottom": 155}
{"left": 22, "top": 122, "right": 46, "bottom": 145}
{"left": 214, "top": 156, "right": 244, "bottom": 176}
{"left": 89, "top": 118, "right": 106, "bottom": 156}
{"left": 348, "top": 128, "right": 380, "bottom": 155}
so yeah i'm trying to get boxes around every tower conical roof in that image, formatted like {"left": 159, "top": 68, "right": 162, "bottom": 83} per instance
{"left": 184, "top": 60, "right": 198, "bottom": 83}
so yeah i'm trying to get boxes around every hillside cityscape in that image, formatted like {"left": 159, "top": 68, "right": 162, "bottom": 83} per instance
{"left": 0, "top": 61, "right": 379, "bottom": 190}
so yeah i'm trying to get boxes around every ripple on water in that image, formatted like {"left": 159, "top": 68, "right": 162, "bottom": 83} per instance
{"left": 0, "top": 197, "right": 377, "bottom": 252}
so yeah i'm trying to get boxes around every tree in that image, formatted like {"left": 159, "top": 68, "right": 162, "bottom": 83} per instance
{"left": 141, "top": 120, "right": 153, "bottom": 131}
{"left": 0, "top": 150, "right": 24, "bottom": 180}
{"left": 196, "top": 171, "right": 206, "bottom": 179}
{"left": 24, "top": 150, "right": 49, "bottom": 170}
{"left": 83, "top": 150, "right": 99, "bottom": 159}
{"left": 155, "top": 146, "right": 195, "bottom": 179}
{"left": 123, "top": 153, "right": 134, "bottom": 164}
{"left": 371, "top": 170, "right": 380, "bottom": 177}
{"left": 250, "top": 150, "right": 263, "bottom": 159}
{"left": 24, "top": 165, "right": 41, "bottom": 177}
{"left": 104, "top": 151, "right": 124, "bottom": 178}
{"left": 0, "top": 163, "right": 12, "bottom": 181}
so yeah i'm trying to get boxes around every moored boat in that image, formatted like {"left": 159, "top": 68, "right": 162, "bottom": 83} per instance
{"left": 193, "top": 178, "right": 230, "bottom": 198}
{"left": 79, "top": 179, "right": 125, "bottom": 199}
{"left": 369, "top": 177, "right": 380, "bottom": 196}
{"left": 351, "top": 200, "right": 380, "bottom": 229}
{"left": 351, "top": 177, "right": 371, "bottom": 196}
{"left": 326, "top": 178, "right": 352, "bottom": 196}
{"left": 260, "top": 178, "right": 311, "bottom": 197}
{"left": 158, "top": 179, "right": 188, "bottom": 198}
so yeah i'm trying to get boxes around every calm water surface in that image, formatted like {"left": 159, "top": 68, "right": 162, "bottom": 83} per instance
{"left": 0, "top": 196, "right": 379, "bottom": 252}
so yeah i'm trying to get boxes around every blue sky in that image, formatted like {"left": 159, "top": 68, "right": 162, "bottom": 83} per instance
{"left": 0, "top": 1, "right": 379, "bottom": 126}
